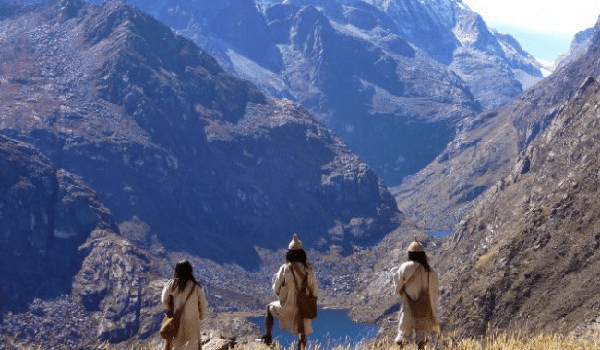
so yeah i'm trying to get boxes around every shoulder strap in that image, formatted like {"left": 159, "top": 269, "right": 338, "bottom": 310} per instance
{"left": 301, "top": 269, "right": 309, "bottom": 292}
{"left": 289, "top": 263, "right": 307, "bottom": 293}
{"left": 173, "top": 282, "right": 196, "bottom": 321}
{"left": 401, "top": 265, "right": 427, "bottom": 297}
{"left": 289, "top": 263, "right": 299, "bottom": 292}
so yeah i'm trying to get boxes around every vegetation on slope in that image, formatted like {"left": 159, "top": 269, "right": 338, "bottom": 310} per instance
{"left": 5, "top": 329, "right": 600, "bottom": 350}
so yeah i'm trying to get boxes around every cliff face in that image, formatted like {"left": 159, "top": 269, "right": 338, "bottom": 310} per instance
{"left": 0, "top": 134, "right": 117, "bottom": 314}
{"left": 0, "top": 135, "right": 59, "bottom": 311}
{"left": 0, "top": 129, "right": 154, "bottom": 346}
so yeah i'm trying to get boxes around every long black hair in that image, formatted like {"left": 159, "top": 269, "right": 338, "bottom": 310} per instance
{"left": 172, "top": 260, "right": 199, "bottom": 293}
{"left": 408, "top": 251, "right": 431, "bottom": 272}
{"left": 286, "top": 249, "right": 308, "bottom": 268}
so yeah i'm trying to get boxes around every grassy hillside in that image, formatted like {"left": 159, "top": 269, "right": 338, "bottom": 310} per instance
{"left": 9, "top": 330, "right": 600, "bottom": 350}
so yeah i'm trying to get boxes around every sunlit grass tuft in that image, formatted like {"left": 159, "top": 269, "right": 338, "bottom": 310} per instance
{"left": 10, "top": 330, "right": 600, "bottom": 349}
{"left": 263, "top": 331, "right": 599, "bottom": 350}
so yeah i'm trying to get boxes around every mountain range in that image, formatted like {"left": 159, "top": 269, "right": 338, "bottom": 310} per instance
{"left": 436, "top": 18, "right": 600, "bottom": 338}
{"left": 2, "top": 0, "right": 599, "bottom": 347}
{"left": 96, "top": 0, "right": 545, "bottom": 186}
{"left": 0, "top": 0, "right": 400, "bottom": 268}
{"left": 0, "top": 0, "right": 400, "bottom": 342}
{"left": 346, "top": 20, "right": 600, "bottom": 341}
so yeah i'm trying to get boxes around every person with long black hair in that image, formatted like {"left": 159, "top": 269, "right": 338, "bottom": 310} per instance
{"left": 161, "top": 260, "right": 209, "bottom": 350}
{"left": 261, "top": 234, "right": 319, "bottom": 350}
{"left": 393, "top": 238, "right": 440, "bottom": 350}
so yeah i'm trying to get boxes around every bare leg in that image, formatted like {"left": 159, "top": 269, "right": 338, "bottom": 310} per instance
{"left": 261, "top": 306, "right": 273, "bottom": 345}
{"left": 297, "top": 317, "right": 306, "bottom": 350}
{"left": 415, "top": 330, "right": 426, "bottom": 350}
{"left": 298, "top": 334, "right": 307, "bottom": 350}
{"left": 265, "top": 307, "right": 274, "bottom": 337}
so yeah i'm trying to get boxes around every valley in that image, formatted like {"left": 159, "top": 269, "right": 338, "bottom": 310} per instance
{"left": 1, "top": 0, "right": 600, "bottom": 348}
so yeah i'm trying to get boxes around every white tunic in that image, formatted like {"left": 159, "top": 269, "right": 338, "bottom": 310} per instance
{"left": 268, "top": 262, "right": 319, "bottom": 335}
{"left": 162, "top": 279, "right": 209, "bottom": 350}
{"left": 393, "top": 261, "right": 440, "bottom": 340}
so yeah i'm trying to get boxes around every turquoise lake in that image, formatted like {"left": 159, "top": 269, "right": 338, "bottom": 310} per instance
{"left": 248, "top": 308, "right": 378, "bottom": 347}
{"left": 426, "top": 230, "right": 451, "bottom": 237}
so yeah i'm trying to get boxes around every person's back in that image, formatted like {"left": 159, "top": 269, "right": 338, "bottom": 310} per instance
{"left": 261, "top": 234, "right": 319, "bottom": 350}
{"left": 273, "top": 261, "right": 317, "bottom": 310}
{"left": 393, "top": 239, "right": 440, "bottom": 350}
{"left": 161, "top": 261, "right": 209, "bottom": 350}
{"left": 395, "top": 260, "right": 439, "bottom": 304}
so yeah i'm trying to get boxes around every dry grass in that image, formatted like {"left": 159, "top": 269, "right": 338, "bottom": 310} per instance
{"left": 437, "top": 332, "right": 599, "bottom": 350}
{"left": 11, "top": 330, "right": 600, "bottom": 350}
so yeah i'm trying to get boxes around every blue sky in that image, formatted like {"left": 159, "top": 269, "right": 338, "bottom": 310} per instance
{"left": 463, "top": 0, "right": 600, "bottom": 63}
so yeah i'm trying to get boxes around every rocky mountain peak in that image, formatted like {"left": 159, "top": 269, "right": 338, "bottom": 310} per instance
{"left": 454, "top": 11, "right": 502, "bottom": 56}
{"left": 555, "top": 20, "right": 598, "bottom": 70}
{"left": 291, "top": 5, "right": 335, "bottom": 54}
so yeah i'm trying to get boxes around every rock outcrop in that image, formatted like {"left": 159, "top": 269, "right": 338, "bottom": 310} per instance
{"left": 0, "top": 134, "right": 151, "bottom": 347}
{"left": 0, "top": 135, "right": 60, "bottom": 312}
{"left": 0, "top": 135, "right": 116, "bottom": 313}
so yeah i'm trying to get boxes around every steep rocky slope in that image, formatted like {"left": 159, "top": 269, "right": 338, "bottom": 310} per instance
{"left": 438, "top": 74, "right": 600, "bottom": 337}
{"left": 0, "top": 134, "right": 147, "bottom": 345}
{"left": 395, "top": 18, "right": 600, "bottom": 231}
{"left": 0, "top": 135, "right": 117, "bottom": 312}
{"left": 0, "top": 132, "right": 391, "bottom": 346}
{"left": 556, "top": 26, "right": 596, "bottom": 70}
{"left": 100, "top": 0, "right": 543, "bottom": 187}
{"left": 0, "top": 0, "right": 400, "bottom": 269}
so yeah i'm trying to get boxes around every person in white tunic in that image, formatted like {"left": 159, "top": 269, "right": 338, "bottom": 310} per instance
{"left": 261, "top": 234, "right": 319, "bottom": 350}
{"left": 393, "top": 239, "right": 440, "bottom": 350}
{"left": 161, "top": 260, "right": 209, "bottom": 350}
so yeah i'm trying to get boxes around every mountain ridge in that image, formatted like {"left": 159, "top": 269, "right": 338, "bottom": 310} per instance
{"left": 432, "top": 18, "right": 600, "bottom": 337}
{"left": 395, "top": 17, "right": 600, "bottom": 231}
{"left": 103, "top": 0, "right": 544, "bottom": 186}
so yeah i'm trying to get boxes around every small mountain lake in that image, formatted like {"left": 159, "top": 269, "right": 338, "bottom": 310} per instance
{"left": 248, "top": 308, "right": 378, "bottom": 348}
{"left": 427, "top": 230, "right": 451, "bottom": 237}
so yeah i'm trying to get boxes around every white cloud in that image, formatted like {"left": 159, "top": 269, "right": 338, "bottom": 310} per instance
{"left": 463, "top": 0, "right": 600, "bottom": 35}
